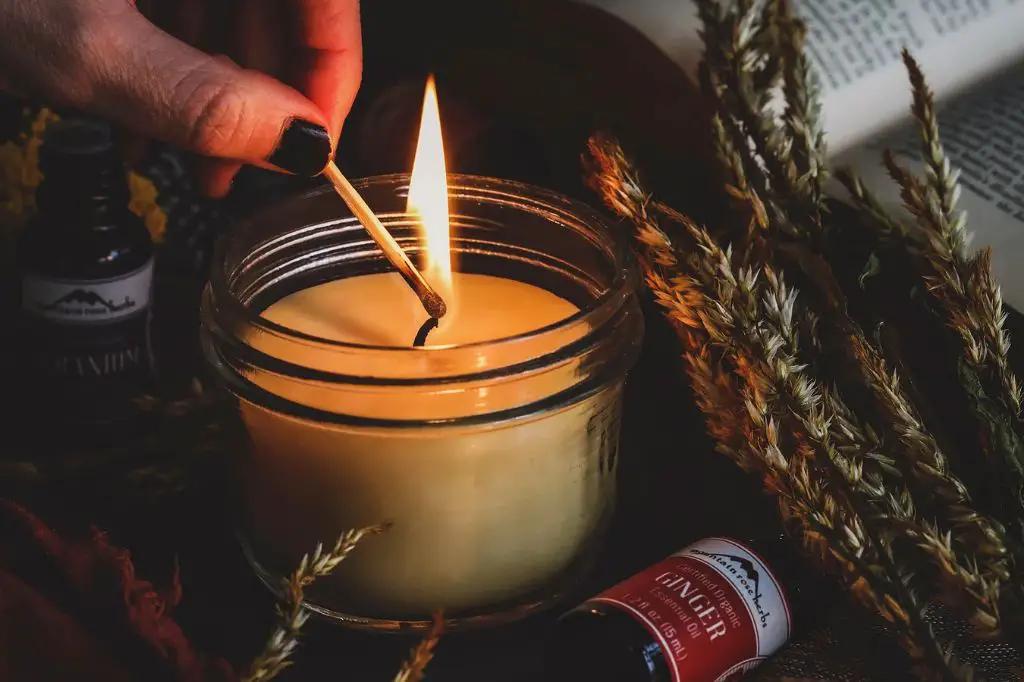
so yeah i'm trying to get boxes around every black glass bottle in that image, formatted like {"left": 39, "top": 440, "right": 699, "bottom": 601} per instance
{"left": 544, "top": 527, "right": 825, "bottom": 682}
{"left": 15, "top": 116, "right": 155, "bottom": 433}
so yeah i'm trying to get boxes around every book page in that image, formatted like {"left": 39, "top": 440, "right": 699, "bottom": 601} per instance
{"left": 574, "top": 0, "right": 1024, "bottom": 152}
{"left": 832, "top": 67, "right": 1024, "bottom": 310}
{"left": 813, "top": 0, "right": 1024, "bottom": 153}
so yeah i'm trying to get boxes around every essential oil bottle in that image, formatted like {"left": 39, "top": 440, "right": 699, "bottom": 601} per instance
{"left": 16, "top": 116, "right": 155, "bottom": 430}
{"left": 544, "top": 528, "right": 822, "bottom": 682}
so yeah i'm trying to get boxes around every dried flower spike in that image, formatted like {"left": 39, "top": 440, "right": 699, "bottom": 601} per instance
{"left": 242, "top": 524, "right": 389, "bottom": 682}
{"left": 591, "top": 0, "right": 1024, "bottom": 678}
{"left": 892, "top": 50, "right": 1022, "bottom": 420}
{"left": 586, "top": 136, "right": 975, "bottom": 680}
{"left": 392, "top": 611, "right": 445, "bottom": 682}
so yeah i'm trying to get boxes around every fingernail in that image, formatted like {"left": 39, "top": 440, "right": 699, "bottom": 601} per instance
{"left": 268, "top": 119, "right": 331, "bottom": 176}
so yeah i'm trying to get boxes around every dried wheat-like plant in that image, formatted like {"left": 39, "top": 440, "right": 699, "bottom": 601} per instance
{"left": 699, "top": 0, "right": 1010, "bottom": 619}
{"left": 880, "top": 52, "right": 1024, "bottom": 527}
{"left": 392, "top": 611, "right": 445, "bottom": 682}
{"left": 588, "top": 137, "right": 974, "bottom": 680}
{"left": 843, "top": 47, "right": 1024, "bottom": 641}
{"left": 242, "top": 524, "right": 390, "bottom": 682}
{"left": 584, "top": 0, "right": 1024, "bottom": 678}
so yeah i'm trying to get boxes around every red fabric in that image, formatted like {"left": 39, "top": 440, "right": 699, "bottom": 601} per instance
{"left": 0, "top": 500, "right": 236, "bottom": 682}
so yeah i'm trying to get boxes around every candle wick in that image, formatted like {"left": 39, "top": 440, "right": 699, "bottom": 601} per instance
{"left": 413, "top": 317, "right": 439, "bottom": 347}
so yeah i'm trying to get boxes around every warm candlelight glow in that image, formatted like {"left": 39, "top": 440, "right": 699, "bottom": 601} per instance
{"left": 407, "top": 75, "right": 452, "bottom": 299}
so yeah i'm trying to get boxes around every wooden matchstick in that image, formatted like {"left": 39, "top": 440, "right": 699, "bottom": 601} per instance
{"left": 322, "top": 161, "right": 447, "bottom": 319}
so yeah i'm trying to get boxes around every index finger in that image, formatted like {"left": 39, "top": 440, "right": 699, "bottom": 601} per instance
{"left": 294, "top": 0, "right": 363, "bottom": 142}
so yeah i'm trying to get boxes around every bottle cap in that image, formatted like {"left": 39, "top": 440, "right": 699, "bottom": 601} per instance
{"left": 39, "top": 117, "right": 119, "bottom": 178}
{"left": 44, "top": 117, "right": 112, "bottom": 153}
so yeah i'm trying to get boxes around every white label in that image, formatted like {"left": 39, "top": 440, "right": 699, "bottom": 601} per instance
{"left": 22, "top": 260, "right": 154, "bottom": 325}
{"left": 676, "top": 537, "right": 792, "bottom": 662}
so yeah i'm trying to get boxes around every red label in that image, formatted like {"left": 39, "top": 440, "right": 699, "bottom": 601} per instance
{"left": 590, "top": 538, "right": 791, "bottom": 682}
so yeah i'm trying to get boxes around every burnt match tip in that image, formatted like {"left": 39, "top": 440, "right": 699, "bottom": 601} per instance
{"left": 423, "top": 292, "right": 447, "bottom": 319}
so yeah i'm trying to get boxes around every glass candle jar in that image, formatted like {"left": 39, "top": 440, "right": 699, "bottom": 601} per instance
{"left": 200, "top": 174, "right": 643, "bottom": 632}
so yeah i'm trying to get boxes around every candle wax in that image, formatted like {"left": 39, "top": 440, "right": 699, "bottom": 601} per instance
{"left": 240, "top": 271, "right": 621, "bottom": 618}
{"left": 261, "top": 271, "right": 577, "bottom": 346}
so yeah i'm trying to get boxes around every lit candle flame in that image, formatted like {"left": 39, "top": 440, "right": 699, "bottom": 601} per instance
{"left": 407, "top": 75, "right": 453, "bottom": 302}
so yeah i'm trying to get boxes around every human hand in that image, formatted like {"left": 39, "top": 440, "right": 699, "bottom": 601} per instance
{"left": 0, "top": 0, "right": 361, "bottom": 196}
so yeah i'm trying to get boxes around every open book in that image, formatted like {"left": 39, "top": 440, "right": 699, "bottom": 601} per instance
{"left": 576, "top": 0, "right": 1024, "bottom": 310}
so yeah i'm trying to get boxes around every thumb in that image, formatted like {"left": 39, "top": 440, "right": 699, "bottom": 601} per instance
{"left": 85, "top": 9, "right": 332, "bottom": 176}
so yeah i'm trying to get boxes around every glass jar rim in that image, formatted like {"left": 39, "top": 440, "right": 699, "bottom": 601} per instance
{"left": 208, "top": 172, "right": 638, "bottom": 355}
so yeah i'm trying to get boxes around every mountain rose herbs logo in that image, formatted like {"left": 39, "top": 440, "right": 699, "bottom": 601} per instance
{"left": 36, "top": 289, "right": 136, "bottom": 315}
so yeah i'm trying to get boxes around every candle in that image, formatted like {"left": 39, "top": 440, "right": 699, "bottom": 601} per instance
{"left": 240, "top": 270, "right": 621, "bottom": 617}
{"left": 203, "top": 76, "right": 643, "bottom": 628}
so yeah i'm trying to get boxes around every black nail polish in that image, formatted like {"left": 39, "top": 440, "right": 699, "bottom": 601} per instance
{"left": 268, "top": 119, "right": 331, "bottom": 176}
